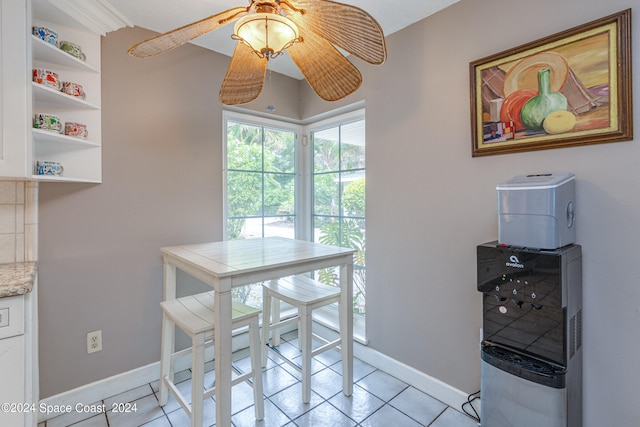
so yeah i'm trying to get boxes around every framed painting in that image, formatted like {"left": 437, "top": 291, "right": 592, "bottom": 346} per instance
{"left": 470, "top": 9, "right": 632, "bottom": 157}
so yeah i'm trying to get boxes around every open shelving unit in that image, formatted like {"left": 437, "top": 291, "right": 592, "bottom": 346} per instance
{"left": 31, "top": 9, "right": 102, "bottom": 183}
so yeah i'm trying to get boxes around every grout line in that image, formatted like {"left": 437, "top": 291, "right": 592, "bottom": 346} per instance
{"left": 56, "top": 331, "right": 467, "bottom": 427}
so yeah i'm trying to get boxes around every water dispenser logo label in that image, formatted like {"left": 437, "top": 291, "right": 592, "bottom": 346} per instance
{"left": 506, "top": 255, "right": 524, "bottom": 268}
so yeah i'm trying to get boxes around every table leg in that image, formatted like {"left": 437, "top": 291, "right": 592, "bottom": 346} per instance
{"left": 214, "top": 280, "right": 233, "bottom": 427}
{"left": 159, "top": 259, "right": 177, "bottom": 405}
{"left": 163, "top": 258, "right": 177, "bottom": 300}
{"left": 340, "top": 261, "right": 354, "bottom": 397}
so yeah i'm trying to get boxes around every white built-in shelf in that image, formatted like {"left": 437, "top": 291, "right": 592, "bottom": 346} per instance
{"left": 31, "top": 174, "right": 100, "bottom": 184}
{"left": 32, "top": 82, "right": 99, "bottom": 110}
{"left": 32, "top": 128, "right": 100, "bottom": 147}
{"left": 31, "top": 35, "right": 99, "bottom": 72}
{"left": 31, "top": 11, "right": 103, "bottom": 184}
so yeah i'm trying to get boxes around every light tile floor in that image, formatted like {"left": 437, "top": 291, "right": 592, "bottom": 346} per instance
{"left": 39, "top": 331, "right": 480, "bottom": 427}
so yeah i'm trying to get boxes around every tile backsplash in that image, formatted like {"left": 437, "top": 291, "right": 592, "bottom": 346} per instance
{"left": 0, "top": 180, "right": 38, "bottom": 263}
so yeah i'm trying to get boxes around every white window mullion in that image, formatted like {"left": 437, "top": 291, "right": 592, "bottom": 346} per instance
{"left": 297, "top": 132, "right": 312, "bottom": 241}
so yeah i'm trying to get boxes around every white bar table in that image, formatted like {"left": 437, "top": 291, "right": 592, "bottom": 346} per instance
{"left": 161, "top": 237, "right": 355, "bottom": 427}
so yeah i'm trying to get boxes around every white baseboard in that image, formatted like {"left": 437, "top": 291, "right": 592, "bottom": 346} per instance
{"left": 38, "top": 361, "right": 159, "bottom": 422}
{"left": 354, "top": 343, "right": 474, "bottom": 412}
{"left": 38, "top": 343, "right": 231, "bottom": 422}
{"left": 39, "top": 326, "right": 479, "bottom": 422}
{"left": 314, "top": 322, "right": 477, "bottom": 415}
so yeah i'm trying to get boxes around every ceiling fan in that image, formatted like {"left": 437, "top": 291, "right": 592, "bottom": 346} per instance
{"left": 128, "top": 0, "right": 387, "bottom": 105}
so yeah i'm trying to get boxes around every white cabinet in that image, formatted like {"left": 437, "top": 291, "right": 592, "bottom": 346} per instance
{"left": 0, "top": 335, "right": 26, "bottom": 425}
{"left": 0, "top": 294, "right": 26, "bottom": 426}
{"left": 0, "top": 266, "right": 38, "bottom": 427}
{"left": 31, "top": 15, "right": 102, "bottom": 183}
{"left": 0, "top": 0, "right": 30, "bottom": 178}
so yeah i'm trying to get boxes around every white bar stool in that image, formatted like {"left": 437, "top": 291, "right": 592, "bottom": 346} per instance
{"left": 159, "top": 291, "right": 264, "bottom": 426}
{"left": 261, "top": 275, "right": 344, "bottom": 403}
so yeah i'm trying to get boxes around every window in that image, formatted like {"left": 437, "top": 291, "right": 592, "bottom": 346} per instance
{"left": 224, "top": 114, "right": 300, "bottom": 308}
{"left": 223, "top": 110, "right": 366, "bottom": 319}
{"left": 311, "top": 119, "right": 366, "bottom": 315}
{"left": 224, "top": 116, "right": 298, "bottom": 240}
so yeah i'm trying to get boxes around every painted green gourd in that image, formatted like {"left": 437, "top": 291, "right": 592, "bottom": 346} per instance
{"left": 520, "top": 67, "right": 568, "bottom": 130}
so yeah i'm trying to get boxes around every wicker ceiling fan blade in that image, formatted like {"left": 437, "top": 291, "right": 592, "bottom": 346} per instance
{"left": 128, "top": 7, "right": 247, "bottom": 58}
{"left": 287, "top": 16, "right": 362, "bottom": 102}
{"left": 287, "top": 0, "right": 386, "bottom": 65}
{"left": 219, "top": 43, "right": 268, "bottom": 105}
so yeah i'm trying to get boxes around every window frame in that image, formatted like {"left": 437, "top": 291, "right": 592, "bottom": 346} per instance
{"left": 306, "top": 110, "right": 367, "bottom": 327}
{"left": 308, "top": 112, "right": 366, "bottom": 239}
{"left": 222, "top": 108, "right": 368, "bottom": 344}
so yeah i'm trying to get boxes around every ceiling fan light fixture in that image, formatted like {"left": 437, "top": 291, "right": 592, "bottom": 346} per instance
{"left": 233, "top": 12, "right": 299, "bottom": 58}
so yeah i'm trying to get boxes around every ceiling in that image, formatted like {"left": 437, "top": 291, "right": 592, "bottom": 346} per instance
{"left": 38, "top": 0, "right": 460, "bottom": 79}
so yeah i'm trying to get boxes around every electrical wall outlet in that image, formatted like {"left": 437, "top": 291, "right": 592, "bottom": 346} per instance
{"left": 87, "top": 330, "right": 102, "bottom": 354}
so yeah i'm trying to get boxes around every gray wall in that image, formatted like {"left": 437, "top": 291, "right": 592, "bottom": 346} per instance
{"left": 354, "top": 1, "right": 638, "bottom": 426}
{"left": 38, "top": 0, "right": 640, "bottom": 425}
{"left": 37, "top": 26, "right": 299, "bottom": 397}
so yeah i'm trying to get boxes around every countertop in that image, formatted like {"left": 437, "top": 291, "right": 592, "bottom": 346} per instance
{"left": 0, "top": 262, "right": 37, "bottom": 298}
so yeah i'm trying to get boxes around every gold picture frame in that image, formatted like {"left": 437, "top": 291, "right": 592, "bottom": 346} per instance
{"left": 470, "top": 9, "right": 632, "bottom": 157}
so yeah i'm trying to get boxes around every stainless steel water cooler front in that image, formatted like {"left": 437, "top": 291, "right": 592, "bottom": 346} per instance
{"left": 477, "top": 242, "right": 582, "bottom": 427}
{"left": 481, "top": 359, "right": 568, "bottom": 427}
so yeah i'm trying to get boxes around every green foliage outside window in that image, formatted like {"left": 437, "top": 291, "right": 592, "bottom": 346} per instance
{"left": 312, "top": 123, "right": 367, "bottom": 315}
{"left": 226, "top": 122, "right": 295, "bottom": 240}
{"left": 317, "top": 211, "right": 366, "bottom": 315}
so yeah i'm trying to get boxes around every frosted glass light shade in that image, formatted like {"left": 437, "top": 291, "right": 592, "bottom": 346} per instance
{"left": 233, "top": 13, "right": 298, "bottom": 57}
